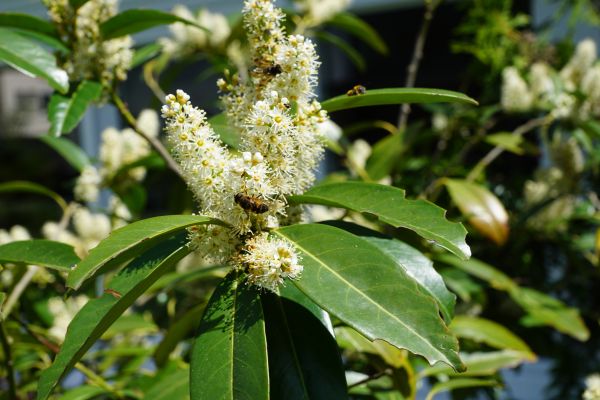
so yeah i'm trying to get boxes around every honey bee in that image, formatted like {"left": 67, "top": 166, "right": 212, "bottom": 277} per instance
{"left": 347, "top": 85, "right": 366, "bottom": 96}
{"left": 263, "top": 64, "right": 283, "bottom": 76}
{"left": 234, "top": 193, "right": 269, "bottom": 214}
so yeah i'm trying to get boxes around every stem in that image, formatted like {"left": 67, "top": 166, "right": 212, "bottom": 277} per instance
{"left": 347, "top": 369, "right": 392, "bottom": 389}
{"left": 466, "top": 116, "right": 551, "bottom": 182}
{"left": 110, "top": 91, "right": 184, "bottom": 181}
{"left": 0, "top": 322, "right": 17, "bottom": 400}
{"left": 397, "top": 0, "right": 441, "bottom": 131}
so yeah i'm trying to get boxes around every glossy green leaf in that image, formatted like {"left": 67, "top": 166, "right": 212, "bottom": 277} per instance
{"left": 154, "top": 303, "right": 205, "bottom": 367}
{"left": 0, "top": 28, "right": 68, "bottom": 93}
{"left": 100, "top": 9, "right": 207, "bottom": 40}
{"left": 425, "top": 378, "right": 498, "bottom": 400}
{"left": 278, "top": 283, "right": 333, "bottom": 334}
{"left": 48, "top": 81, "right": 103, "bottom": 137}
{"left": 450, "top": 316, "right": 535, "bottom": 359}
{"left": 363, "top": 237, "right": 455, "bottom": 322}
{"left": 59, "top": 386, "right": 108, "bottom": 400}
{"left": 145, "top": 367, "right": 190, "bottom": 400}
{"left": 0, "top": 13, "right": 59, "bottom": 39}
{"left": 443, "top": 179, "right": 509, "bottom": 245}
{"left": 39, "top": 136, "right": 91, "bottom": 172}
{"left": 131, "top": 43, "right": 162, "bottom": 68}
{"left": 419, "top": 350, "right": 532, "bottom": 378}
{"left": 328, "top": 12, "right": 388, "bottom": 54}
{"left": 315, "top": 30, "right": 366, "bottom": 71}
{"left": 209, "top": 113, "right": 241, "bottom": 148}
{"left": 321, "top": 88, "right": 477, "bottom": 113}
{"left": 484, "top": 132, "right": 525, "bottom": 155}
{"left": 289, "top": 182, "right": 471, "bottom": 259}
{"left": 37, "top": 236, "right": 191, "bottom": 400}
{"left": 0, "top": 180, "right": 67, "bottom": 211}
{"left": 274, "top": 223, "right": 465, "bottom": 371}
{"left": 262, "top": 292, "right": 347, "bottom": 400}
{"left": 67, "top": 215, "right": 224, "bottom": 290}
{"left": 9, "top": 28, "right": 69, "bottom": 53}
{"left": 0, "top": 240, "right": 79, "bottom": 272}
{"left": 336, "top": 326, "right": 406, "bottom": 368}
{"left": 509, "top": 286, "right": 590, "bottom": 341}
{"left": 190, "top": 271, "right": 268, "bottom": 400}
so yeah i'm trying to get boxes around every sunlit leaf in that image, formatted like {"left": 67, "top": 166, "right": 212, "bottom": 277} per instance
{"left": 336, "top": 326, "right": 406, "bottom": 369}
{"left": 48, "top": 81, "right": 103, "bottom": 137}
{"left": 0, "top": 240, "right": 79, "bottom": 272}
{"left": 100, "top": 9, "right": 207, "bottom": 40}
{"left": 443, "top": 179, "right": 509, "bottom": 245}
{"left": 484, "top": 132, "right": 525, "bottom": 155}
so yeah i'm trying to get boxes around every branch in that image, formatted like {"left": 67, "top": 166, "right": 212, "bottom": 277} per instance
{"left": 397, "top": 0, "right": 441, "bottom": 131}
{"left": 110, "top": 91, "right": 185, "bottom": 181}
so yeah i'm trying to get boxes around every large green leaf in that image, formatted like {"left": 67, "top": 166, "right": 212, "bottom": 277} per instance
{"left": 36, "top": 236, "right": 191, "bottom": 400}
{"left": 450, "top": 316, "right": 535, "bottom": 359}
{"left": 262, "top": 293, "right": 347, "bottom": 400}
{"left": 289, "top": 182, "right": 470, "bottom": 259}
{"left": 100, "top": 9, "right": 207, "bottom": 40}
{"left": 48, "top": 81, "right": 103, "bottom": 137}
{"left": 443, "top": 179, "right": 509, "bottom": 246}
{"left": 190, "top": 271, "right": 268, "bottom": 400}
{"left": 67, "top": 215, "right": 224, "bottom": 290}
{"left": 0, "top": 240, "right": 79, "bottom": 272}
{"left": 425, "top": 378, "right": 498, "bottom": 400}
{"left": 274, "top": 224, "right": 465, "bottom": 371}
{"left": 327, "top": 12, "right": 388, "bottom": 54}
{"left": 39, "top": 136, "right": 91, "bottom": 172}
{"left": 0, "top": 180, "right": 67, "bottom": 211}
{"left": 0, "top": 13, "right": 59, "bottom": 39}
{"left": 0, "top": 28, "right": 68, "bottom": 93}
{"left": 419, "top": 350, "right": 532, "bottom": 378}
{"left": 321, "top": 88, "right": 477, "bottom": 113}
{"left": 278, "top": 283, "right": 333, "bottom": 334}
{"left": 363, "top": 237, "right": 455, "bottom": 322}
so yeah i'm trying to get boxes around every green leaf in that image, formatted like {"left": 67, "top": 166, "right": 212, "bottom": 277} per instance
{"left": 39, "top": 136, "right": 91, "bottom": 172}
{"left": 274, "top": 223, "right": 465, "bottom": 371}
{"left": 0, "top": 28, "right": 68, "bottom": 93}
{"left": 154, "top": 303, "right": 205, "bottom": 367}
{"left": 190, "top": 270, "right": 269, "bottom": 400}
{"left": 0, "top": 180, "right": 67, "bottom": 211}
{"left": 0, "top": 13, "right": 59, "bottom": 39}
{"left": 484, "top": 132, "right": 525, "bottom": 155}
{"left": 435, "top": 254, "right": 515, "bottom": 291}
{"left": 59, "top": 386, "right": 108, "bottom": 400}
{"left": 327, "top": 12, "right": 388, "bottom": 54}
{"left": 321, "top": 88, "right": 478, "bottom": 113}
{"left": 365, "top": 133, "right": 403, "bottom": 181}
{"left": 48, "top": 81, "right": 103, "bottom": 137}
{"left": 100, "top": 9, "right": 207, "bottom": 40}
{"left": 278, "top": 283, "right": 333, "bottom": 334}
{"left": 315, "top": 31, "right": 366, "bottom": 71}
{"left": 36, "top": 236, "right": 191, "bottom": 400}
{"left": 131, "top": 43, "right": 162, "bottom": 68}
{"left": 0, "top": 292, "right": 6, "bottom": 321}
{"left": 443, "top": 179, "right": 509, "bottom": 245}
{"left": 425, "top": 378, "right": 498, "bottom": 400}
{"left": 145, "top": 367, "right": 190, "bottom": 400}
{"left": 362, "top": 237, "right": 455, "bottom": 322}
{"left": 289, "top": 182, "right": 471, "bottom": 259}
{"left": 419, "top": 350, "right": 532, "bottom": 378}
{"left": 0, "top": 240, "right": 79, "bottom": 272}
{"left": 450, "top": 316, "right": 535, "bottom": 359}
{"left": 336, "top": 326, "right": 406, "bottom": 368}
{"left": 67, "top": 215, "right": 225, "bottom": 290}
{"left": 69, "top": 0, "right": 91, "bottom": 9}
{"left": 208, "top": 113, "right": 241, "bottom": 148}
{"left": 262, "top": 292, "right": 347, "bottom": 400}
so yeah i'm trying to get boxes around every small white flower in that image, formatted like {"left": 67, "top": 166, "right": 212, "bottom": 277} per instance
{"left": 48, "top": 295, "right": 89, "bottom": 342}
{"left": 74, "top": 165, "right": 101, "bottom": 202}
{"left": 583, "top": 373, "right": 600, "bottom": 400}
{"left": 501, "top": 67, "right": 533, "bottom": 112}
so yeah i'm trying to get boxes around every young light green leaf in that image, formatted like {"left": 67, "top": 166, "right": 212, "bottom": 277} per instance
{"left": 100, "top": 9, "right": 207, "bottom": 40}
{"left": 274, "top": 223, "right": 465, "bottom": 371}
{"left": 48, "top": 81, "right": 103, "bottom": 137}
{"left": 484, "top": 132, "right": 525, "bottom": 155}
{"left": 0, "top": 28, "right": 68, "bottom": 93}
{"left": 419, "top": 350, "right": 533, "bottom": 378}
{"left": 450, "top": 316, "right": 535, "bottom": 359}
{"left": 39, "top": 136, "right": 91, "bottom": 172}
{"left": 289, "top": 182, "right": 471, "bottom": 259}
{"left": 443, "top": 179, "right": 509, "bottom": 245}
{"left": 425, "top": 378, "right": 498, "bottom": 400}
{"left": 0, "top": 180, "right": 67, "bottom": 212}
{"left": 362, "top": 237, "right": 456, "bottom": 322}
{"left": 435, "top": 254, "right": 516, "bottom": 291}
{"left": 0, "top": 13, "right": 59, "bottom": 39}
{"left": 0, "top": 240, "right": 79, "bottom": 272}
{"left": 327, "top": 12, "right": 388, "bottom": 54}
{"left": 190, "top": 270, "right": 268, "bottom": 400}
{"left": 262, "top": 292, "right": 347, "bottom": 400}
{"left": 67, "top": 215, "right": 225, "bottom": 290}
{"left": 37, "top": 236, "right": 191, "bottom": 400}
{"left": 321, "top": 88, "right": 477, "bottom": 113}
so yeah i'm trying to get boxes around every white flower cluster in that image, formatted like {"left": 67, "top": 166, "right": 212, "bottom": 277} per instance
{"left": 163, "top": 0, "right": 327, "bottom": 290}
{"left": 584, "top": 374, "right": 600, "bottom": 400}
{"left": 501, "top": 38, "right": 600, "bottom": 119}
{"left": 47, "top": 295, "right": 89, "bottom": 342}
{"left": 159, "top": 5, "right": 231, "bottom": 58}
{"left": 295, "top": 0, "right": 351, "bottom": 25}
{"left": 74, "top": 110, "right": 159, "bottom": 203}
{"left": 43, "top": 0, "right": 133, "bottom": 90}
